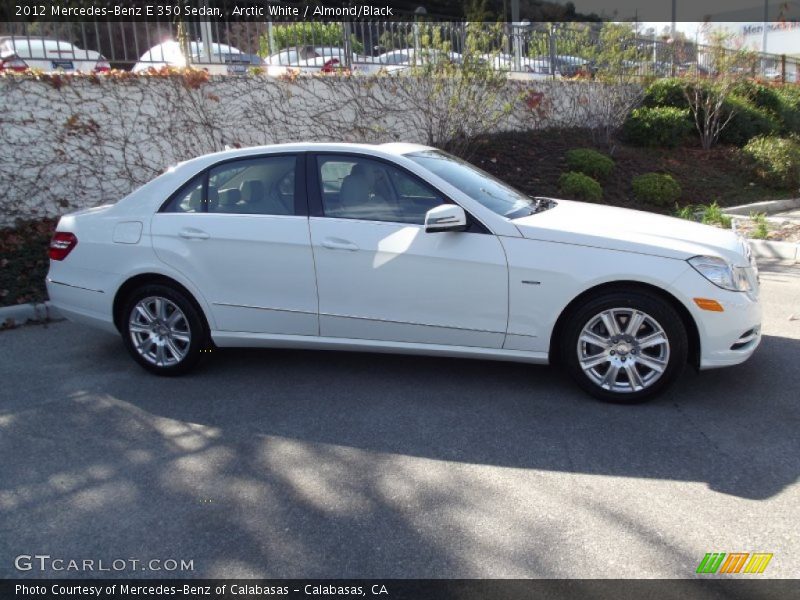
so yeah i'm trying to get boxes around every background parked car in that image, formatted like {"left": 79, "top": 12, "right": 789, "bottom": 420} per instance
{"left": 133, "top": 41, "right": 260, "bottom": 75}
{"left": 0, "top": 36, "right": 109, "bottom": 73}
{"left": 264, "top": 45, "right": 365, "bottom": 76}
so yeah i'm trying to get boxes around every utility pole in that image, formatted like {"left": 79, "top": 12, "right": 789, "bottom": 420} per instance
{"left": 511, "top": 0, "right": 520, "bottom": 70}
{"left": 199, "top": 0, "right": 213, "bottom": 64}
{"left": 761, "top": 0, "right": 769, "bottom": 75}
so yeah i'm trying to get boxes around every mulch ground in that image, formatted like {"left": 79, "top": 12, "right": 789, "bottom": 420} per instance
{"left": 1, "top": 218, "right": 57, "bottom": 307}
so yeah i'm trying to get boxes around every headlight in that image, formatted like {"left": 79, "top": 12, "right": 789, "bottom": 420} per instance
{"left": 688, "top": 255, "right": 752, "bottom": 292}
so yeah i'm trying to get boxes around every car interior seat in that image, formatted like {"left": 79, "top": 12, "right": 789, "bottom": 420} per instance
{"left": 339, "top": 164, "right": 372, "bottom": 213}
{"left": 217, "top": 188, "right": 242, "bottom": 213}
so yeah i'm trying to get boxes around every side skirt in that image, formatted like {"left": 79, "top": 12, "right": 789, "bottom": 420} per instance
{"left": 211, "top": 331, "right": 550, "bottom": 364}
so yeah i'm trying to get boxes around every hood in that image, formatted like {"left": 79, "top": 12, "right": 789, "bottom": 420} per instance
{"left": 513, "top": 199, "right": 749, "bottom": 265}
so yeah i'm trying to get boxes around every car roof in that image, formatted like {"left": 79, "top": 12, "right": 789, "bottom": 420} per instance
{"left": 169, "top": 142, "right": 435, "bottom": 173}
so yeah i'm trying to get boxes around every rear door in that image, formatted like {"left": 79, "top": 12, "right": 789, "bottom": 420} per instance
{"left": 151, "top": 153, "right": 319, "bottom": 335}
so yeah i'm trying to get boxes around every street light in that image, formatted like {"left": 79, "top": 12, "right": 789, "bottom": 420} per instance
{"left": 413, "top": 5, "right": 427, "bottom": 66}
{"left": 513, "top": 19, "right": 531, "bottom": 72}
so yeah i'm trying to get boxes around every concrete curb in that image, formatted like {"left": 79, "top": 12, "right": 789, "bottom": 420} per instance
{"left": 723, "top": 197, "right": 800, "bottom": 217}
{"left": 0, "top": 301, "right": 63, "bottom": 329}
{"left": 747, "top": 239, "right": 800, "bottom": 262}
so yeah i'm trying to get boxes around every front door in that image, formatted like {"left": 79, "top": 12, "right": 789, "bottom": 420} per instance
{"left": 308, "top": 153, "right": 508, "bottom": 348}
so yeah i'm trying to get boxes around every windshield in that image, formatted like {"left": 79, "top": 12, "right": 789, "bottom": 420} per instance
{"left": 406, "top": 149, "right": 545, "bottom": 219}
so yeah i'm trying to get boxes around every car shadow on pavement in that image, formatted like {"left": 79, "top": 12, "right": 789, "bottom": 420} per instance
{"left": 1, "top": 326, "right": 798, "bottom": 577}
{"left": 84, "top": 331, "right": 800, "bottom": 501}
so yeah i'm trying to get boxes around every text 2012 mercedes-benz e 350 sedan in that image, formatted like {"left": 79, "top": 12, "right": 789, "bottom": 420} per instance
{"left": 47, "top": 143, "right": 761, "bottom": 403}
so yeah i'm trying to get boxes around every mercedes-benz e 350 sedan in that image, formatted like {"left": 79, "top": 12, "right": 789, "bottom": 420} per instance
{"left": 47, "top": 143, "right": 761, "bottom": 402}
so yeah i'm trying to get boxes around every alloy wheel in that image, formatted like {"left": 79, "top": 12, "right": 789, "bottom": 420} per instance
{"left": 128, "top": 296, "right": 192, "bottom": 367}
{"left": 577, "top": 307, "right": 671, "bottom": 394}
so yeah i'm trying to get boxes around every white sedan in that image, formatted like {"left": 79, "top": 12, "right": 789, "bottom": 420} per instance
{"left": 0, "top": 36, "right": 110, "bottom": 73}
{"left": 46, "top": 143, "right": 761, "bottom": 403}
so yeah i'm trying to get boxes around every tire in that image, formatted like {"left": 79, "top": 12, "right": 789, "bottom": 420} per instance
{"left": 560, "top": 290, "right": 688, "bottom": 404}
{"left": 121, "top": 283, "right": 208, "bottom": 376}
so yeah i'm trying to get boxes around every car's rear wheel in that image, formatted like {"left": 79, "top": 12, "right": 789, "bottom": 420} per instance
{"left": 561, "top": 290, "right": 688, "bottom": 403}
{"left": 121, "top": 284, "right": 207, "bottom": 375}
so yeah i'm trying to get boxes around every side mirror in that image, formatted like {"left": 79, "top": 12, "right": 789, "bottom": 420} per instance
{"left": 424, "top": 204, "right": 467, "bottom": 233}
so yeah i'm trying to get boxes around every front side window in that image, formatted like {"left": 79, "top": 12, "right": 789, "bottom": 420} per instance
{"left": 317, "top": 155, "right": 444, "bottom": 225}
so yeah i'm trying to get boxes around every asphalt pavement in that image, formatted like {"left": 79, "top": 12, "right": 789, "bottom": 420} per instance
{"left": 1, "top": 260, "right": 798, "bottom": 579}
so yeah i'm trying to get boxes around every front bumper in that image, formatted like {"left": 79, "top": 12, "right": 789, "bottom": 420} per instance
{"left": 671, "top": 267, "right": 762, "bottom": 370}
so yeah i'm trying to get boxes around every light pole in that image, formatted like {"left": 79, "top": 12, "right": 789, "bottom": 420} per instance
{"left": 513, "top": 20, "right": 531, "bottom": 71}
{"left": 413, "top": 5, "right": 426, "bottom": 66}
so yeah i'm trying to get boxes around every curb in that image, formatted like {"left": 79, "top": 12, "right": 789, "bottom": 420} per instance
{"left": 0, "top": 301, "right": 63, "bottom": 329}
{"left": 747, "top": 238, "right": 800, "bottom": 263}
{"left": 723, "top": 197, "right": 800, "bottom": 217}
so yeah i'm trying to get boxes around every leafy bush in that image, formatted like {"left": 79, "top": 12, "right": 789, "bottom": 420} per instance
{"left": 632, "top": 173, "right": 682, "bottom": 206}
{"left": 623, "top": 106, "right": 693, "bottom": 148}
{"left": 775, "top": 86, "right": 800, "bottom": 135}
{"left": 565, "top": 148, "right": 615, "bottom": 179}
{"left": 719, "top": 95, "right": 779, "bottom": 146}
{"left": 741, "top": 135, "right": 800, "bottom": 188}
{"left": 732, "top": 81, "right": 782, "bottom": 115}
{"left": 642, "top": 78, "right": 688, "bottom": 109}
{"left": 259, "top": 23, "right": 364, "bottom": 56}
{"left": 559, "top": 171, "right": 602, "bottom": 201}
{"left": 674, "top": 202, "right": 731, "bottom": 228}
{"left": 699, "top": 201, "right": 733, "bottom": 228}
{"left": 750, "top": 212, "right": 769, "bottom": 239}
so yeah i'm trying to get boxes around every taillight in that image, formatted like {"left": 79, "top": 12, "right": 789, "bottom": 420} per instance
{"left": 94, "top": 59, "right": 110, "bottom": 72}
{"left": 0, "top": 54, "right": 28, "bottom": 72}
{"left": 49, "top": 232, "right": 78, "bottom": 261}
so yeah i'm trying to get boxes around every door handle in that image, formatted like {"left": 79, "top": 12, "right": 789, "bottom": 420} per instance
{"left": 322, "top": 239, "right": 359, "bottom": 251}
{"left": 179, "top": 228, "right": 209, "bottom": 240}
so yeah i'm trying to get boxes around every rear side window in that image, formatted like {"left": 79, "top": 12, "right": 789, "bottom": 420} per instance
{"left": 160, "top": 155, "right": 297, "bottom": 215}
{"left": 208, "top": 156, "right": 295, "bottom": 215}
{"left": 162, "top": 174, "right": 204, "bottom": 213}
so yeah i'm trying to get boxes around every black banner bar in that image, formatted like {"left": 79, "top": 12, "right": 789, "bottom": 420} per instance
{"left": 2, "top": 0, "right": 800, "bottom": 22}
{"left": 3, "top": 579, "right": 800, "bottom": 600}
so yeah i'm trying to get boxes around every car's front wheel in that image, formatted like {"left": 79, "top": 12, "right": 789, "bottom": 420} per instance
{"left": 121, "top": 284, "right": 207, "bottom": 375}
{"left": 561, "top": 290, "right": 688, "bottom": 403}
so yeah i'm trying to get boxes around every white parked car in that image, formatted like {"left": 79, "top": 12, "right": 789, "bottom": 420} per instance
{"left": 265, "top": 46, "right": 368, "bottom": 76}
{"left": 0, "top": 36, "right": 109, "bottom": 73}
{"left": 47, "top": 143, "right": 761, "bottom": 403}
{"left": 132, "top": 41, "right": 260, "bottom": 75}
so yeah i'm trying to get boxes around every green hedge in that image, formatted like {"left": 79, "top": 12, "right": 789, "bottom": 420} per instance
{"left": 623, "top": 106, "right": 693, "bottom": 148}
{"left": 559, "top": 171, "right": 602, "bottom": 202}
{"left": 565, "top": 148, "right": 615, "bottom": 179}
{"left": 741, "top": 135, "right": 800, "bottom": 188}
{"left": 642, "top": 78, "right": 688, "bottom": 109}
{"left": 719, "top": 95, "right": 780, "bottom": 146}
{"left": 775, "top": 86, "right": 800, "bottom": 135}
{"left": 632, "top": 173, "right": 682, "bottom": 206}
{"left": 732, "top": 81, "right": 783, "bottom": 114}
{"left": 642, "top": 77, "right": 798, "bottom": 144}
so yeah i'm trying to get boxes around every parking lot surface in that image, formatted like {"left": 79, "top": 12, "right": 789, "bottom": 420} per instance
{"left": 1, "top": 260, "right": 798, "bottom": 579}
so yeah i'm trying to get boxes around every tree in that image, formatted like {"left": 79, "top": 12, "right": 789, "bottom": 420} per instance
{"left": 684, "top": 29, "right": 755, "bottom": 150}
{"left": 582, "top": 23, "right": 645, "bottom": 147}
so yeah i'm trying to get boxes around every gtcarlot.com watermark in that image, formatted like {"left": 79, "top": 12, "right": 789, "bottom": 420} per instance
{"left": 14, "top": 554, "right": 194, "bottom": 573}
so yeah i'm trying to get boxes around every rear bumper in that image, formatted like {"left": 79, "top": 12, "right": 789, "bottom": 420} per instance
{"left": 46, "top": 278, "right": 117, "bottom": 334}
